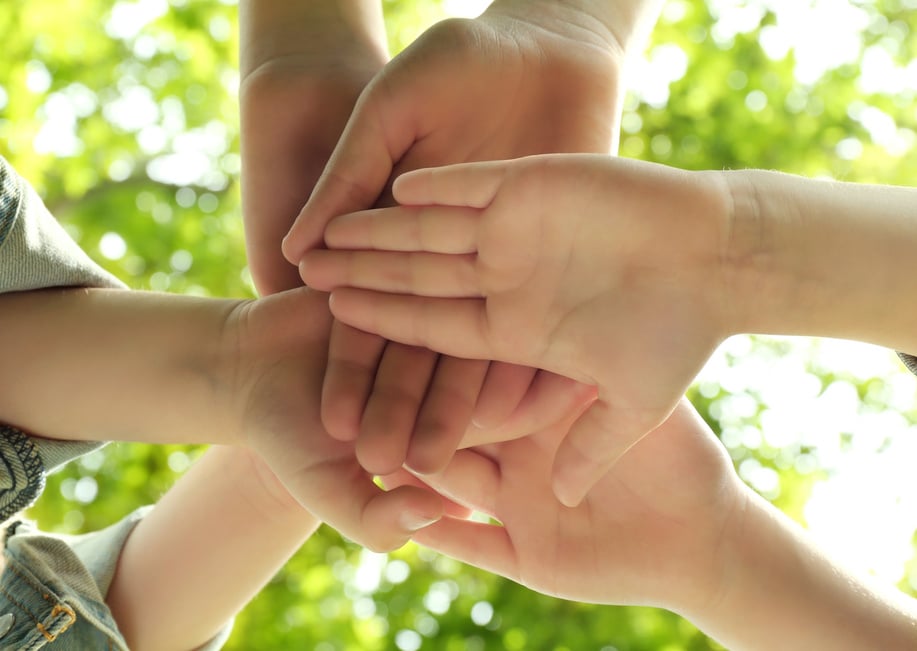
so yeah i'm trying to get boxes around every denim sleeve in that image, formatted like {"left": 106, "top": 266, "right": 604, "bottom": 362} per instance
{"left": 0, "top": 156, "right": 127, "bottom": 521}
{"left": 0, "top": 512, "right": 233, "bottom": 649}
{"left": 899, "top": 352, "right": 917, "bottom": 376}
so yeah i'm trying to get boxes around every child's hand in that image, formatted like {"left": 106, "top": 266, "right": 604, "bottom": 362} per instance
{"left": 320, "top": 320, "right": 586, "bottom": 477}
{"left": 299, "top": 154, "right": 733, "bottom": 505}
{"left": 222, "top": 287, "right": 445, "bottom": 551}
{"left": 318, "top": 318, "right": 542, "bottom": 476}
{"left": 401, "top": 400, "right": 744, "bottom": 611}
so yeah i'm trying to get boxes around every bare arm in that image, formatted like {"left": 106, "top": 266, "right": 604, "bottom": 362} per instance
{"left": 725, "top": 169, "right": 917, "bottom": 355}
{"left": 0, "top": 286, "right": 444, "bottom": 552}
{"left": 0, "top": 288, "right": 239, "bottom": 445}
{"left": 106, "top": 445, "right": 319, "bottom": 651}
{"left": 684, "top": 488, "right": 917, "bottom": 651}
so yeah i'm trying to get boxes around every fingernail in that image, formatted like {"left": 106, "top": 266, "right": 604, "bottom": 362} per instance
{"left": 399, "top": 510, "right": 440, "bottom": 532}
{"left": 552, "top": 478, "right": 583, "bottom": 509}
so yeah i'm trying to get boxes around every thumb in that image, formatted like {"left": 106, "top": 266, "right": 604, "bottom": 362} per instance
{"left": 551, "top": 398, "right": 663, "bottom": 507}
{"left": 282, "top": 84, "right": 417, "bottom": 263}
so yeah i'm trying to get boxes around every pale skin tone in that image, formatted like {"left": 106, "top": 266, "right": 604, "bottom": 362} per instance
{"left": 239, "top": 0, "right": 542, "bottom": 477}
{"left": 0, "top": 284, "right": 584, "bottom": 648}
{"left": 0, "top": 443, "right": 320, "bottom": 651}
{"left": 105, "top": 445, "right": 320, "bottom": 651}
{"left": 264, "top": 0, "right": 665, "bottom": 477}
{"left": 0, "top": 287, "right": 443, "bottom": 552}
{"left": 299, "top": 153, "right": 917, "bottom": 506}
{"left": 395, "top": 399, "right": 917, "bottom": 650}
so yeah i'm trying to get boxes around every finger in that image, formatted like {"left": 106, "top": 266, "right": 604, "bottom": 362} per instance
{"left": 551, "top": 399, "right": 659, "bottom": 507}
{"left": 357, "top": 343, "right": 438, "bottom": 475}
{"left": 274, "top": 452, "right": 443, "bottom": 553}
{"left": 418, "top": 447, "right": 502, "bottom": 517}
{"left": 379, "top": 469, "right": 473, "bottom": 520}
{"left": 321, "top": 320, "right": 386, "bottom": 441}
{"left": 328, "top": 288, "right": 495, "bottom": 360}
{"left": 299, "top": 249, "right": 480, "bottom": 297}
{"left": 471, "top": 363, "right": 537, "bottom": 429}
{"left": 407, "top": 356, "right": 489, "bottom": 475}
{"left": 411, "top": 518, "right": 516, "bottom": 580}
{"left": 392, "top": 160, "right": 511, "bottom": 209}
{"left": 323, "top": 205, "right": 481, "bottom": 254}
{"left": 463, "top": 372, "right": 596, "bottom": 447}
{"left": 282, "top": 83, "right": 417, "bottom": 263}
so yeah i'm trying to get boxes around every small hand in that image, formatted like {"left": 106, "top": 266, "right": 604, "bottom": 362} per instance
{"left": 240, "top": 56, "right": 381, "bottom": 295}
{"left": 224, "top": 288, "right": 444, "bottom": 551}
{"left": 302, "top": 154, "right": 733, "bottom": 505}
{"left": 406, "top": 399, "right": 744, "bottom": 612}
{"left": 281, "top": 9, "right": 625, "bottom": 479}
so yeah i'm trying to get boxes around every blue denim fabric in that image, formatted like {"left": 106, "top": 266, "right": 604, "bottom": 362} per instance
{"left": 0, "top": 517, "right": 135, "bottom": 650}
{"left": 0, "top": 157, "right": 233, "bottom": 649}
{"left": 0, "top": 154, "right": 121, "bottom": 521}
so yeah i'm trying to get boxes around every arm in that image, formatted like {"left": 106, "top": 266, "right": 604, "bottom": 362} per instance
{"left": 281, "top": 0, "right": 666, "bottom": 482}
{"left": 300, "top": 155, "right": 917, "bottom": 504}
{"left": 239, "top": 0, "right": 388, "bottom": 295}
{"left": 724, "top": 169, "right": 917, "bottom": 354}
{"left": 0, "top": 286, "right": 443, "bottom": 551}
{"left": 686, "top": 488, "right": 917, "bottom": 651}
{"left": 105, "top": 445, "right": 319, "bottom": 651}
{"left": 406, "top": 400, "right": 917, "bottom": 650}
{"left": 0, "top": 288, "right": 239, "bottom": 445}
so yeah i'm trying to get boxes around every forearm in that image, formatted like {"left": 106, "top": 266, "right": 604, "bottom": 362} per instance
{"left": 485, "top": 0, "right": 665, "bottom": 53}
{"left": 239, "top": 0, "right": 388, "bottom": 80}
{"left": 682, "top": 490, "right": 917, "bottom": 650}
{"left": 723, "top": 170, "right": 917, "bottom": 354}
{"left": 0, "top": 288, "right": 241, "bottom": 445}
{"left": 106, "top": 445, "right": 319, "bottom": 651}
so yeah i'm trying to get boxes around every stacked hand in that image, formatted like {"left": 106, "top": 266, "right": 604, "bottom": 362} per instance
{"left": 300, "top": 154, "right": 733, "bottom": 505}
{"left": 273, "top": 6, "right": 627, "bottom": 479}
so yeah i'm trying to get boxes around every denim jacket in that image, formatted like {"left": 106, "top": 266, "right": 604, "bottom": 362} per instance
{"left": 0, "top": 156, "right": 232, "bottom": 648}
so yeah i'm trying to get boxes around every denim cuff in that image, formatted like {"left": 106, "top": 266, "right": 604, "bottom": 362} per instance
{"left": 898, "top": 352, "right": 917, "bottom": 376}
{"left": 0, "top": 426, "right": 45, "bottom": 524}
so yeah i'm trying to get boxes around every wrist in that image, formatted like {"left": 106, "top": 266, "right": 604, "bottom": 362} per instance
{"left": 722, "top": 170, "right": 917, "bottom": 351}
{"left": 485, "top": 0, "right": 662, "bottom": 55}
{"left": 232, "top": 445, "right": 312, "bottom": 520}
{"left": 684, "top": 489, "right": 917, "bottom": 650}
{"left": 239, "top": 0, "right": 388, "bottom": 82}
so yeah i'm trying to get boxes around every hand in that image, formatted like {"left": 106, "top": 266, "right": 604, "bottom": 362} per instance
{"left": 281, "top": 7, "right": 625, "bottom": 478}
{"left": 301, "top": 154, "right": 733, "bottom": 505}
{"left": 239, "top": 0, "right": 388, "bottom": 294}
{"left": 402, "top": 399, "right": 744, "bottom": 612}
{"left": 281, "top": 8, "right": 624, "bottom": 258}
{"left": 222, "top": 287, "right": 445, "bottom": 552}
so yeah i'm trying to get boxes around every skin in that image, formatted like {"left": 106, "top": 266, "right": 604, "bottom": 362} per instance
{"left": 400, "top": 400, "right": 917, "bottom": 650}
{"left": 298, "top": 153, "right": 917, "bottom": 506}
{"left": 275, "top": 0, "right": 666, "bottom": 479}
{"left": 105, "top": 445, "right": 321, "bottom": 651}
{"left": 239, "top": 0, "right": 578, "bottom": 479}
{"left": 0, "top": 287, "right": 443, "bottom": 552}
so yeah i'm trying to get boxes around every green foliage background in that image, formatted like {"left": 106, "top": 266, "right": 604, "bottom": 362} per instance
{"left": 2, "top": 0, "right": 916, "bottom": 648}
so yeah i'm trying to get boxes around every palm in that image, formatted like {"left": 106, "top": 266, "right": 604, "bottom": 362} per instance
{"left": 415, "top": 401, "right": 742, "bottom": 609}
{"left": 474, "top": 160, "right": 722, "bottom": 420}
{"left": 229, "top": 289, "right": 443, "bottom": 552}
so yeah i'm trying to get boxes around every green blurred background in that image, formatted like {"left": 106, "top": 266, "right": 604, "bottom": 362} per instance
{"left": 3, "top": 0, "right": 917, "bottom": 648}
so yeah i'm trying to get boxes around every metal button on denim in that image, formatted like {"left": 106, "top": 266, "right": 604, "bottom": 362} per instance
{"left": 0, "top": 612, "right": 14, "bottom": 638}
